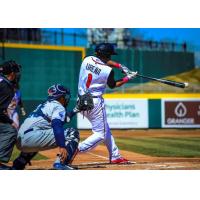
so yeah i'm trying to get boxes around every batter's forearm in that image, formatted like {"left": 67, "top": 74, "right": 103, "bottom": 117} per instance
{"left": 115, "top": 77, "right": 129, "bottom": 88}
{"left": 52, "top": 119, "right": 66, "bottom": 148}
{"left": 107, "top": 60, "right": 121, "bottom": 69}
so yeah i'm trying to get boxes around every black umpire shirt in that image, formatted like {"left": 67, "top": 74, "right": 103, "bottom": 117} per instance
{"left": 0, "top": 75, "right": 15, "bottom": 124}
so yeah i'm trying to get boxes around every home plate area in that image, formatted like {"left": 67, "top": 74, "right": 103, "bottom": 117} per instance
{"left": 25, "top": 145, "right": 200, "bottom": 170}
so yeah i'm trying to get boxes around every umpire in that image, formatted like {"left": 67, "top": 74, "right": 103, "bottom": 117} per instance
{"left": 0, "top": 60, "right": 22, "bottom": 169}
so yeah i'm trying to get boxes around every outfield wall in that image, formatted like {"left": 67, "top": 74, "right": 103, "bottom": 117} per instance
{"left": 0, "top": 43, "right": 195, "bottom": 99}
{"left": 0, "top": 43, "right": 197, "bottom": 128}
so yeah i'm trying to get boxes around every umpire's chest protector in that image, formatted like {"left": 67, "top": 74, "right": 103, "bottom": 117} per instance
{"left": 78, "top": 56, "right": 112, "bottom": 97}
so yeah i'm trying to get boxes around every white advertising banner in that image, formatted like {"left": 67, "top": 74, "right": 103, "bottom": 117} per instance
{"left": 77, "top": 98, "right": 148, "bottom": 129}
{"left": 162, "top": 99, "right": 200, "bottom": 128}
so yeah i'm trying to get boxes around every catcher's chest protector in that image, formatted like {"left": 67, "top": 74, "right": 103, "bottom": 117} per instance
{"left": 78, "top": 56, "right": 112, "bottom": 97}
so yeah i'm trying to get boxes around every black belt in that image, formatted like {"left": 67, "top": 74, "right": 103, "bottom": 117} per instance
{"left": 92, "top": 95, "right": 102, "bottom": 98}
{"left": 24, "top": 128, "right": 33, "bottom": 134}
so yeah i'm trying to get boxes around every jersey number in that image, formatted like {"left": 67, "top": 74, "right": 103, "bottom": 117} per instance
{"left": 86, "top": 73, "right": 93, "bottom": 89}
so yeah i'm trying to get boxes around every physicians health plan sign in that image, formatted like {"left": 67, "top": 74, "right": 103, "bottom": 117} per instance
{"left": 77, "top": 98, "right": 148, "bottom": 129}
{"left": 162, "top": 99, "right": 200, "bottom": 128}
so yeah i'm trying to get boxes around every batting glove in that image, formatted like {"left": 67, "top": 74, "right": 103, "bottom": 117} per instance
{"left": 127, "top": 71, "right": 138, "bottom": 80}
{"left": 120, "top": 65, "right": 132, "bottom": 75}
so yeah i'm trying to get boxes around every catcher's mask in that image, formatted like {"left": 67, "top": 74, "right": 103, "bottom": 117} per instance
{"left": 47, "top": 84, "right": 71, "bottom": 106}
{"left": 95, "top": 43, "right": 118, "bottom": 59}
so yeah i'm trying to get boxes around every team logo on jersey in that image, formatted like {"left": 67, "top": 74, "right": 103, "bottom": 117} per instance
{"left": 59, "top": 111, "right": 65, "bottom": 119}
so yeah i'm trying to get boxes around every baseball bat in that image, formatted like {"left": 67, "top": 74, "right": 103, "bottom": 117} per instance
{"left": 135, "top": 73, "right": 189, "bottom": 88}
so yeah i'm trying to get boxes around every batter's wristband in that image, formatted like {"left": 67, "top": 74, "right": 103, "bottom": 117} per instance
{"left": 122, "top": 77, "right": 129, "bottom": 83}
{"left": 112, "top": 63, "right": 121, "bottom": 68}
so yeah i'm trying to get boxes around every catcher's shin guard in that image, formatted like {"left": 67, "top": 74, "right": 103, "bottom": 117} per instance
{"left": 12, "top": 152, "right": 37, "bottom": 170}
{"left": 64, "top": 129, "right": 80, "bottom": 164}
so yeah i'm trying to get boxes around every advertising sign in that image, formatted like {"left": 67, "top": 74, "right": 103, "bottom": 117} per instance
{"left": 77, "top": 98, "right": 149, "bottom": 129}
{"left": 162, "top": 99, "right": 200, "bottom": 128}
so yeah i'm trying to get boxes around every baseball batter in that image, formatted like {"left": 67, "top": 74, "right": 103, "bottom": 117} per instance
{"left": 12, "top": 84, "right": 80, "bottom": 170}
{"left": 76, "top": 43, "right": 137, "bottom": 163}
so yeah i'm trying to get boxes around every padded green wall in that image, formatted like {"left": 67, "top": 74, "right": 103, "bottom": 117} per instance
{"left": 1, "top": 47, "right": 82, "bottom": 100}
{"left": 1, "top": 46, "right": 82, "bottom": 127}
{"left": 0, "top": 46, "right": 195, "bottom": 128}
{"left": 1, "top": 47, "right": 194, "bottom": 100}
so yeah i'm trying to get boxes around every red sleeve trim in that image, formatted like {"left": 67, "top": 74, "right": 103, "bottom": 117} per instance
{"left": 112, "top": 63, "right": 121, "bottom": 68}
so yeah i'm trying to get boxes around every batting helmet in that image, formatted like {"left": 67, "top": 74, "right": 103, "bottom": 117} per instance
{"left": 47, "top": 84, "right": 71, "bottom": 102}
{"left": 95, "top": 43, "right": 118, "bottom": 57}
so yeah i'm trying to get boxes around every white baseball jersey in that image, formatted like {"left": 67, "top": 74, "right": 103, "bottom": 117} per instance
{"left": 78, "top": 56, "right": 112, "bottom": 96}
{"left": 77, "top": 56, "right": 122, "bottom": 161}
{"left": 19, "top": 100, "right": 66, "bottom": 133}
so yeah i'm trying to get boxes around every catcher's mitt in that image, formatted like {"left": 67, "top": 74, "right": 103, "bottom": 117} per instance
{"left": 76, "top": 92, "right": 94, "bottom": 112}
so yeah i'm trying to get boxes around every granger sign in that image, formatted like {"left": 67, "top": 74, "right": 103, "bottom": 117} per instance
{"left": 162, "top": 100, "right": 200, "bottom": 128}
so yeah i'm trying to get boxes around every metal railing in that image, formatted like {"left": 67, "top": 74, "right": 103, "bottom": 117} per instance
{"left": 0, "top": 28, "right": 190, "bottom": 52}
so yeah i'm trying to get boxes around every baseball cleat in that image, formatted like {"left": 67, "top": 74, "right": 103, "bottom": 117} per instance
{"left": 53, "top": 162, "right": 75, "bottom": 170}
{"left": 110, "top": 157, "right": 131, "bottom": 164}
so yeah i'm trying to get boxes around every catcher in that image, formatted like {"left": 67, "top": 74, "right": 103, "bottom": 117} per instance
{"left": 12, "top": 84, "right": 80, "bottom": 170}
{"left": 73, "top": 43, "right": 137, "bottom": 164}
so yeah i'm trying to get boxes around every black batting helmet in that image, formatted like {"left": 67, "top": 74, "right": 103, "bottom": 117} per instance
{"left": 95, "top": 43, "right": 118, "bottom": 57}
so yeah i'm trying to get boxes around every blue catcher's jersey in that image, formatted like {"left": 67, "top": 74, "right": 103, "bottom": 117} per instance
{"left": 19, "top": 100, "right": 66, "bottom": 132}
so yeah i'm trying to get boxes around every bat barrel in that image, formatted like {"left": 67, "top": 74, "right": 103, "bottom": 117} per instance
{"left": 162, "top": 79, "right": 186, "bottom": 88}
{"left": 135, "top": 73, "right": 187, "bottom": 88}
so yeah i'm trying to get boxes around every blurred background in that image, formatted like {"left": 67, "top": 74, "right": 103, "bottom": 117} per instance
{"left": 0, "top": 28, "right": 199, "bottom": 128}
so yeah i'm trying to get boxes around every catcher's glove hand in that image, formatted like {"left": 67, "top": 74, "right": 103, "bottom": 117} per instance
{"left": 76, "top": 92, "right": 94, "bottom": 112}
{"left": 65, "top": 110, "right": 77, "bottom": 123}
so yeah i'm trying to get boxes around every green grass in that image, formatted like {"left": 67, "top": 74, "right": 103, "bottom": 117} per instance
{"left": 115, "top": 137, "right": 200, "bottom": 157}
{"left": 10, "top": 146, "right": 48, "bottom": 161}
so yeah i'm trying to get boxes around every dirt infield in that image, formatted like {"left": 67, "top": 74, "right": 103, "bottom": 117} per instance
{"left": 26, "top": 129, "right": 200, "bottom": 170}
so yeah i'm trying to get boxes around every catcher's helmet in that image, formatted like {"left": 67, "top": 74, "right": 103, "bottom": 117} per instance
{"left": 95, "top": 43, "right": 118, "bottom": 57}
{"left": 47, "top": 84, "right": 71, "bottom": 101}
